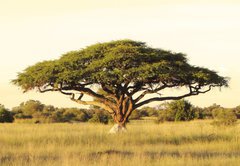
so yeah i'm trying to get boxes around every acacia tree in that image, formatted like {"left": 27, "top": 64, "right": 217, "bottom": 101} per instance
{"left": 13, "top": 40, "right": 228, "bottom": 130}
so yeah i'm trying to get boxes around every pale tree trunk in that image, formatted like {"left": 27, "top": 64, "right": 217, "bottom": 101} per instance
{"left": 109, "top": 123, "right": 127, "bottom": 134}
{"left": 109, "top": 114, "right": 128, "bottom": 134}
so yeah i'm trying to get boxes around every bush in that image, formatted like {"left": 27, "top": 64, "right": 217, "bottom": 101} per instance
{"left": 14, "top": 113, "right": 32, "bottom": 119}
{"left": 138, "top": 107, "right": 158, "bottom": 117}
{"left": 88, "top": 110, "right": 109, "bottom": 124}
{"left": 62, "top": 109, "right": 77, "bottom": 121}
{"left": 51, "top": 109, "right": 65, "bottom": 122}
{"left": 0, "top": 105, "right": 14, "bottom": 123}
{"left": 75, "top": 111, "right": 89, "bottom": 122}
{"left": 202, "top": 103, "right": 221, "bottom": 119}
{"left": 192, "top": 106, "right": 204, "bottom": 119}
{"left": 156, "top": 100, "right": 194, "bottom": 123}
{"left": 233, "top": 105, "right": 240, "bottom": 119}
{"left": 174, "top": 100, "right": 194, "bottom": 121}
{"left": 212, "top": 108, "right": 237, "bottom": 126}
{"left": 156, "top": 109, "right": 175, "bottom": 123}
{"left": 129, "top": 110, "right": 141, "bottom": 120}
{"left": 138, "top": 108, "right": 148, "bottom": 117}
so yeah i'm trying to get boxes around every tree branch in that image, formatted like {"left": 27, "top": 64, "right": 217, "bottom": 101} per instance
{"left": 38, "top": 85, "right": 118, "bottom": 112}
{"left": 133, "top": 84, "right": 168, "bottom": 103}
{"left": 134, "top": 84, "right": 215, "bottom": 109}
{"left": 71, "top": 98, "right": 115, "bottom": 114}
{"left": 133, "top": 83, "right": 179, "bottom": 103}
{"left": 101, "top": 83, "right": 118, "bottom": 101}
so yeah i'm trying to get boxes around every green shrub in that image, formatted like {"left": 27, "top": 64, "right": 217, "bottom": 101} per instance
{"left": 138, "top": 108, "right": 148, "bottom": 117}
{"left": 192, "top": 106, "right": 204, "bottom": 119}
{"left": 88, "top": 110, "right": 109, "bottom": 124}
{"left": 212, "top": 108, "right": 237, "bottom": 126}
{"left": 156, "top": 109, "right": 175, "bottom": 123}
{"left": 75, "top": 111, "right": 89, "bottom": 122}
{"left": 0, "top": 105, "right": 14, "bottom": 123}
{"left": 233, "top": 105, "right": 240, "bottom": 119}
{"left": 63, "top": 109, "right": 76, "bottom": 121}
{"left": 129, "top": 110, "right": 141, "bottom": 120}
{"left": 138, "top": 107, "right": 158, "bottom": 117}
{"left": 51, "top": 109, "right": 65, "bottom": 122}
{"left": 14, "top": 113, "right": 32, "bottom": 119}
{"left": 203, "top": 103, "right": 221, "bottom": 119}
{"left": 174, "top": 100, "right": 194, "bottom": 121}
{"left": 156, "top": 100, "right": 194, "bottom": 123}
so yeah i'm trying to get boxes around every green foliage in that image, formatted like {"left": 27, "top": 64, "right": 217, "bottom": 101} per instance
{"left": 12, "top": 100, "right": 90, "bottom": 123}
{"left": 202, "top": 103, "right": 221, "bottom": 119}
{"left": 138, "top": 107, "right": 159, "bottom": 117}
{"left": 4, "top": 98, "right": 240, "bottom": 125}
{"left": 233, "top": 105, "right": 240, "bottom": 119}
{"left": 62, "top": 108, "right": 89, "bottom": 122}
{"left": 11, "top": 100, "right": 114, "bottom": 124}
{"left": 173, "top": 100, "right": 194, "bottom": 121}
{"left": 156, "top": 100, "right": 194, "bottom": 123}
{"left": 88, "top": 110, "right": 109, "bottom": 124}
{"left": 192, "top": 106, "right": 204, "bottom": 119}
{"left": 212, "top": 108, "right": 237, "bottom": 126}
{"left": 13, "top": 40, "right": 228, "bottom": 95}
{"left": 129, "top": 110, "right": 141, "bottom": 120}
{"left": 0, "top": 104, "right": 14, "bottom": 123}
{"left": 12, "top": 100, "right": 44, "bottom": 119}
{"left": 50, "top": 109, "right": 65, "bottom": 122}
{"left": 157, "top": 109, "right": 175, "bottom": 123}
{"left": 129, "top": 107, "right": 158, "bottom": 120}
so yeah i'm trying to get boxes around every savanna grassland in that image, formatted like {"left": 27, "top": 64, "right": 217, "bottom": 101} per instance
{"left": 0, "top": 120, "right": 240, "bottom": 166}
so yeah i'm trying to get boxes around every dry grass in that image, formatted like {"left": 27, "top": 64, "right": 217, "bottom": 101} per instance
{"left": 0, "top": 120, "right": 240, "bottom": 166}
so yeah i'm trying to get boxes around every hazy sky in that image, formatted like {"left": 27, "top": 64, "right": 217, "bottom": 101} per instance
{"left": 0, "top": 0, "right": 240, "bottom": 109}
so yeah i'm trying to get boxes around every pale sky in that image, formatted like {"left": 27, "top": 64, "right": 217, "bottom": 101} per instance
{"left": 0, "top": 0, "right": 240, "bottom": 109}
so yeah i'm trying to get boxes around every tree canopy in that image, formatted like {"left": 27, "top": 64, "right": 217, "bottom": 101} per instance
{"left": 13, "top": 40, "right": 228, "bottom": 127}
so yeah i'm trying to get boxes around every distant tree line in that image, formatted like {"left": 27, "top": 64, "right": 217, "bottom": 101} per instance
{"left": 0, "top": 101, "right": 111, "bottom": 124}
{"left": 137, "top": 100, "right": 238, "bottom": 125}
{"left": 0, "top": 100, "right": 239, "bottom": 125}
{"left": 10, "top": 100, "right": 111, "bottom": 124}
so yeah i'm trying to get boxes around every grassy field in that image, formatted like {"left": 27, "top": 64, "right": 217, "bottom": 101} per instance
{"left": 0, "top": 120, "right": 240, "bottom": 166}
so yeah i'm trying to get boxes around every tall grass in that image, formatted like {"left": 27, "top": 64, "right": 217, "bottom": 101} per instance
{"left": 0, "top": 120, "right": 239, "bottom": 166}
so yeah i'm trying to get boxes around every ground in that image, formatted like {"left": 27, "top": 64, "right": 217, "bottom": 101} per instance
{"left": 0, "top": 120, "right": 240, "bottom": 166}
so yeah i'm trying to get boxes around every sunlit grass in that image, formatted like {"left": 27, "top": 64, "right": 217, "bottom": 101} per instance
{"left": 0, "top": 120, "right": 240, "bottom": 166}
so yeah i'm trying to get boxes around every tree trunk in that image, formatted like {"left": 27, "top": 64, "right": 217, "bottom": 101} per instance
{"left": 108, "top": 100, "right": 133, "bottom": 133}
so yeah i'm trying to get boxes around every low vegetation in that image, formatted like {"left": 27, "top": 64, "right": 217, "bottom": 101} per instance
{"left": 212, "top": 108, "right": 237, "bottom": 126}
{"left": 0, "top": 121, "right": 239, "bottom": 166}
{"left": 10, "top": 100, "right": 111, "bottom": 124}
{"left": 1, "top": 100, "right": 240, "bottom": 127}
{"left": 0, "top": 104, "right": 14, "bottom": 123}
